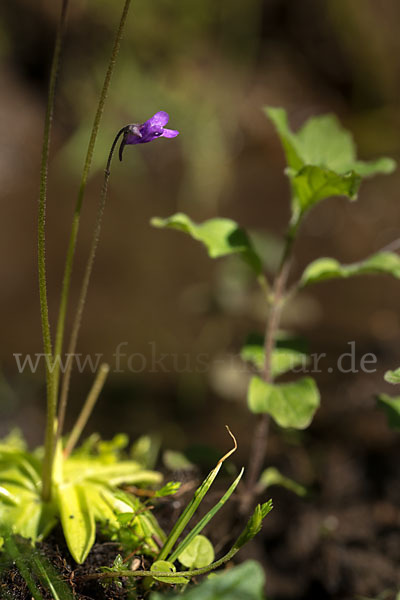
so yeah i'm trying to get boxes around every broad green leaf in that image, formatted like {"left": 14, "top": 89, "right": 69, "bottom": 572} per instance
{"left": 234, "top": 502, "right": 273, "bottom": 550}
{"left": 248, "top": 376, "right": 320, "bottom": 429}
{"left": 0, "top": 482, "right": 53, "bottom": 542}
{"left": 384, "top": 368, "right": 400, "bottom": 384}
{"left": 151, "top": 213, "right": 262, "bottom": 274}
{"left": 241, "top": 342, "right": 307, "bottom": 377}
{"left": 377, "top": 394, "right": 400, "bottom": 431}
{"left": 265, "top": 107, "right": 396, "bottom": 221}
{"left": 300, "top": 252, "right": 400, "bottom": 287}
{"left": 150, "top": 560, "right": 265, "bottom": 600}
{"left": 150, "top": 560, "right": 188, "bottom": 584}
{"left": 178, "top": 535, "right": 214, "bottom": 568}
{"left": 265, "top": 108, "right": 303, "bottom": 171}
{"left": 291, "top": 165, "right": 361, "bottom": 214}
{"left": 57, "top": 483, "right": 95, "bottom": 563}
{"left": 259, "top": 467, "right": 307, "bottom": 497}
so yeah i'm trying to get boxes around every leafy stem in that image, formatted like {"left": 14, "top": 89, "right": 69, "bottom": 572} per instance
{"left": 80, "top": 545, "right": 240, "bottom": 583}
{"left": 40, "top": 0, "right": 69, "bottom": 503}
{"left": 54, "top": 0, "right": 132, "bottom": 450}
{"left": 242, "top": 220, "right": 299, "bottom": 510}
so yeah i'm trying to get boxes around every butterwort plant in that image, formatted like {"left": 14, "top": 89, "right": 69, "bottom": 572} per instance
{"left": 0, "top": 0, "right": 273, "bottom": 588}
{"left": 152, "top": 107, "right": 398, "bottom": 510}
{"left": 0, "top": 0, "right": 178, "bottom": 565}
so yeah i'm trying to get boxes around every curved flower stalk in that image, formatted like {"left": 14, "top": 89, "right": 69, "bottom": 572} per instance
{"left": 56, "top": 112, "right": 179, "bottom": 454}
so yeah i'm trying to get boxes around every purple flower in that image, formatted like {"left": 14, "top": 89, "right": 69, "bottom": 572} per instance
{"left": 119, "top": 111, "right": 179, "bottom": 161}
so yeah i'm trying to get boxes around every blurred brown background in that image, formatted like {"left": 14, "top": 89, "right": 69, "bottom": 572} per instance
{"left": 1, "top": 0, "right": 400, "bottom": 464}
{"left": 2, "top": 1, "right": 400, "bottom": 597}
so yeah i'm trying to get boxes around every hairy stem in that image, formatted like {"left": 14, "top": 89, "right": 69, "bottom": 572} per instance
{"left": 79, "top": 546, "right": 239, "bottom": 583}
{"left": 56, "top": 168, "right": 110, "bottom": 443}
{"left": 53, "top": 0, "right": 131, "bottom": 448}
{"left": 40, "top": 0, "right": 69, "bottom": 503}
{"left": 242, "top": 222, "right": 298, "bottom": 510}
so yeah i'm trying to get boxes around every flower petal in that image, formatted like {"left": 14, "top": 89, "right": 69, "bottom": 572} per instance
{"left": 162, "top": 128, "right": 179, "bottom": 139}
{"left": 149, "top": 111, "right": 170, "bottom": 127}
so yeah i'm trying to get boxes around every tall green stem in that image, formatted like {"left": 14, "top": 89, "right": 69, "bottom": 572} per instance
{"left": 242, "top": 221, "right": 298, "bottom": 511}
{"left": 40, "top": 0, "right": 69, "bottom": 503}
{"left": 56, "top": 126, "right": 126, "bottom": 445}
{"left": 53, "top": 0, "right": 131, "bottom": 446}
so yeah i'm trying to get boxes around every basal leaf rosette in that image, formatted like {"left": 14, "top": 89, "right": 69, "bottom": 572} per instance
{"left": 265, "top": 107, "right": 396, "bottom": 224}
{"left": 0, "top": 434, "right": 163, "bottom": 564}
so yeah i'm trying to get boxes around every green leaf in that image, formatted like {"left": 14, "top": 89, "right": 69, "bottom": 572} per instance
{"left": 150, "top": 560, "right": 188, "bottom": 584}
{"left": 377, "top": 394, "right": 400, "bottom": 431}
{"left": 300, "top": 252, "right": 400, "bottom": 287}
{"left": 177, "top": 535, "right": 214, "bottom": 568}
{"left": 291, "top": 165, "right": 361, "bottom": 214}
{"left": 57, "top": 483, "right": 95, "bottom": 564}
{"left": 265, "top": 107, "right": 396, "bottom": 221}
{"left": 248, "top": 376, "right": 320, "bottom": 429}
{"left": 151, "top": 213, "right": 262, "bottom": 274}
{"left": 150, "top": 560, "right": 265, "bottom": 600}
{"left": 259, "top": 467, "right": 307, "bottom": 497}
{"left": 265, "top": 107, "right": 303, "bottom": 171}
{"left": 234, "top": 502, "right": 273, "bottom": 550}
{"left": 384, "top": 368, "right": 400, "bottom": 384}
{"left": 155, "top": 481, "right": 181, "bottom": 498}
{"left": 241, "top": 341, "right": 307, "bottom": 377}
{"left": 63, "top": 457, "right": 162, "bottom": 486}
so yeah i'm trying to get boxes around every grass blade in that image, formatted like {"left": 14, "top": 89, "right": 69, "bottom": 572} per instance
{"left": 157, "top": 427, "right": 237, "bottom": 561}
{"left": 169, "top": 467, "right": 244, "bottom": 563}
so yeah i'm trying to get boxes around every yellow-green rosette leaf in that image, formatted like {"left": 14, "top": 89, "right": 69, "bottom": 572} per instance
{"left": 57, "top": 483, "right": 95, "bottom": 564}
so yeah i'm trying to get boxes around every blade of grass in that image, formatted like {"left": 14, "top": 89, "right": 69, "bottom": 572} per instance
{"left": 168, "top": 466, "right": 244, "bottom": 563}
{"left": 32, "top": 552, "right": 75, "bottom": 600}
{"left": 157, "top": 427, "right": 237, "bottom": 561}
{"left": 2, "top": 535, "right": 44, "bottom": 600}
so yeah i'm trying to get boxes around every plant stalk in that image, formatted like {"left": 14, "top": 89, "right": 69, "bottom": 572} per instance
{"left": 40, "top": 0, "right": 69, "bottom": 503}
{"left": 53, "top": 0, "right": 131, "bottom": 447}
{"left": 79, "top": 545, "right": 240, "bottom": 583}
{"left": 242, "top": 222, "right": 298, "bottom": 511}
